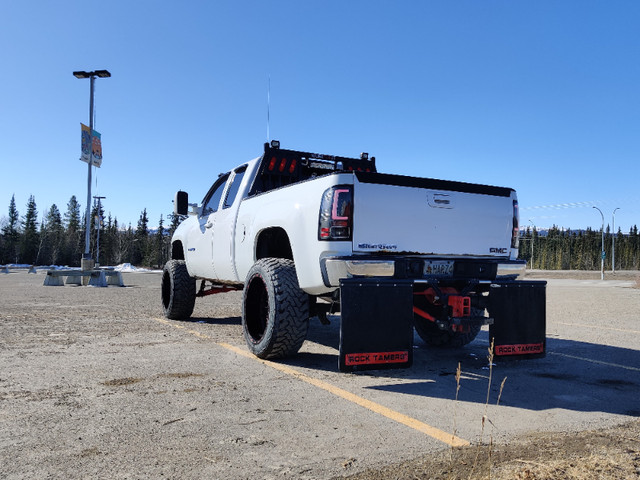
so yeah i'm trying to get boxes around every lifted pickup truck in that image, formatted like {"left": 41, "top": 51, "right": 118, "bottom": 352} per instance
{"left": 163, "top": 141, "right": 544, "bottom": 370}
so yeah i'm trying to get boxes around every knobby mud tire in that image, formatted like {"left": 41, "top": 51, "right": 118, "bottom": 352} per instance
{"left": 162, "top": 260, "right": 196, "bottom": 320}
{"left": 242, "top": 258, "right": 309, "bottom": 359}
{"left": 414, "top": 308, "right": 483, "bottom": 348}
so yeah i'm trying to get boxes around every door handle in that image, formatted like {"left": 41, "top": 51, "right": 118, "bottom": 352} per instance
{"left": 205, "top": 222, "right": 213, "bottom": 229}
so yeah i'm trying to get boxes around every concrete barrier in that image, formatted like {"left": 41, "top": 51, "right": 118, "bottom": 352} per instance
{"left": 44, "top": 269, "right": 125, "bottom": 287}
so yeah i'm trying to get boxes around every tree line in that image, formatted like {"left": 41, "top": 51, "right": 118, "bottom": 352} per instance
{"left": 2, "top": 194, "right": 639, "bottom": 270}
{"left": 518, "top": 225, "right": 640, "bottom": 270}
{"left": 0, "top": 194, "right": 182, "bottom": 268}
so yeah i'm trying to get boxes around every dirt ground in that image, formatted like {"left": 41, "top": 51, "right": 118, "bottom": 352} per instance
{"left": 1, "top": 268, "right": 639, "bottom": 479}
{"left": 345, "top": 420, "right": 640, "bottom": 479}
{"left": 347, "top": 269, "right": 640, "bottom": 480}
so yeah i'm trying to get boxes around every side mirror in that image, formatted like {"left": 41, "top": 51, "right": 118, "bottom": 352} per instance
{"left": 174, "top": 191, "right": 188, "bottom": 215}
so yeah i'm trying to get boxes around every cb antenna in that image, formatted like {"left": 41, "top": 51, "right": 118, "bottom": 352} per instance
{"left": 267, "top": 74, "right": 271, "bottom": 142}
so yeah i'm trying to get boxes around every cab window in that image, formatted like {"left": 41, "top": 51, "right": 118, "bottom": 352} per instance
{"left": 202, "top": 173, "right": 229, "bottom": 216}
{"left": 223, "top": 167, "right": 247, "bottom": 209}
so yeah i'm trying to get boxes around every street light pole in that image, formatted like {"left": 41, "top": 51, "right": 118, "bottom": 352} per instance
{"left": 612, "top": 207, "right": 620, "bottom": 274}
{"left": 93, "top": 196, "right": 106, "bottom": 267}
{"left": 593, "top": 206, "right": 605, "bottom": 280}
{"left": 73, "top": 70, "right": 110, "bottom": 271}
{"left": 528, "top": 219, "right": 535, "bottom": 270}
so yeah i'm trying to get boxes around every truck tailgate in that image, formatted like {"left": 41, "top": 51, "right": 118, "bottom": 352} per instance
{"left": 352, "top": 172, "right": 515, "bottom": 257}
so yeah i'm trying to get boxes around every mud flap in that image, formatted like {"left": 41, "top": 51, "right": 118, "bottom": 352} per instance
{"left": 489, "top": 280, "right": 547, "bottom": 359}
{"left": 339, "top": 278, "right": 414, "bottom": 372}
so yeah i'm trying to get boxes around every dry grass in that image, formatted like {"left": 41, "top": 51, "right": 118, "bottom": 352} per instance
{"left": 496, "top": 450, "right": 639, "bottom": 480}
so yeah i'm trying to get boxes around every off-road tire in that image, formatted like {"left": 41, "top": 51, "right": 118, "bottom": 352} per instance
{"left": 414, "top": 308, "right": 483, "bottom": 348}
{"left": 242, "top": 258, "right": 309, "bottom": 359}
{"left": 162, "top": 260, "right": 196, "bottom": 319}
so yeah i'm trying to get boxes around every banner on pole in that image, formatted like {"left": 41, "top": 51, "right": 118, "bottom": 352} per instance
{"left": 80, "top": 123, "right": 103, "bottom": 167}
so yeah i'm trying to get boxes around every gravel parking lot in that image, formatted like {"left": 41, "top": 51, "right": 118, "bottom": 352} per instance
{"left": 1, "top": 270, "right": 639, "bottom": 479}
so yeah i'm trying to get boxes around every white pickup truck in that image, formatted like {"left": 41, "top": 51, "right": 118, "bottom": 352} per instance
{"left": 162, "top": 141, "right": 535, "bottom": 366}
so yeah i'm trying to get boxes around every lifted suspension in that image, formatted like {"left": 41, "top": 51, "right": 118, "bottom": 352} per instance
{"left": 196, "top": 280, "right": 242, "bottom": 298}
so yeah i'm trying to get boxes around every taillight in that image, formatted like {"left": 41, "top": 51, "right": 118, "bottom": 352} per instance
{"left": 319, "top": 186, "right": 353, "bottom": 241}
{"left": 511, "top": 199, "right": 519, "bottom": 249}
{"left": 268, "top": 156, "right": 277, "bottom": 171}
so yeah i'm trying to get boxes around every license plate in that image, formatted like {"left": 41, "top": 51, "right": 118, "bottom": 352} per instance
{"left": 424, "top": 260, "right": 454, "bottom": 277}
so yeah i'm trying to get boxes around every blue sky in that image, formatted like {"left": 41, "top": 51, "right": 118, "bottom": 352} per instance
{"left": 1, "top": 1, "right": 639, "bottom": 232}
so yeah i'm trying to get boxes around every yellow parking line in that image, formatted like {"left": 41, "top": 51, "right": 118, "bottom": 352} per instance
{"left": 154, "top": 318, "right": 469, "bottom": 447}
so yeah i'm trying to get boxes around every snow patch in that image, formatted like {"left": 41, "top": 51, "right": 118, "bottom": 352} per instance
{"left": 113, "top": 263, "right": 161, "bottom": 273}
{"left": 113, "top": 263, "right": 141, "bottom": 272}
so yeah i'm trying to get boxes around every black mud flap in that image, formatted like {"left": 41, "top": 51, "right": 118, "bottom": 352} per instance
{"left": 489, "top": 280, "right": 547, "bottom": 359}
{"left": 339, "top": 278, "right": 414, "bottom": 372}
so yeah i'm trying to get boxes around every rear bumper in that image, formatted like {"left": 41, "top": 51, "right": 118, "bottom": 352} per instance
{"left": 321, "top": 256, "right": 526, "bottom": 288}
{"left": 496, "top": 260, "right": 527, "bottom": 278}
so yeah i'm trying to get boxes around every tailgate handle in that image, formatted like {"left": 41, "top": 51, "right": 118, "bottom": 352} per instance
{"left": 428, "top": 193, "right": 453, "bottom": 209}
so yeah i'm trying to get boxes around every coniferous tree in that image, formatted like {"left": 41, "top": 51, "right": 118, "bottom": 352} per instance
{"left": 167, "top": 212, "right": 184, "bottom": 236}
{"left": 166, "top": 212, "right": 185, "bottom": 261}
{"left": 63, "top": 195, "right": 82, "bottom": 266}
{"left": 133, "top": 209, "right": 149, "bottom": 265}
{"left": 0, "top": 219, "right": 4, "bottom": 263}
{"left": 153, "top": 214, "right": 167, "bottom": 267}
{"left": 19, "top": 196, "right": 39, "bottom": 264}
{"left": 39, "top": 204, "right": 64, "bottom": 265}
{"left": 118, "top": 224, "right": 135, "bottom": 265}
{"left": 101, "top": 214, "right": 116, "bottom": 266}
{"left": 110, "top": 216, "right": 122, "bottom": 265}
{"left": 1, "top": 195, "right": 20, "bottom": 263}
{"left": 64, "top": 196, "right": 81, "bottom": 230}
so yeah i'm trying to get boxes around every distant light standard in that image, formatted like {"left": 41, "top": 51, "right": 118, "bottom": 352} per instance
{"left": 73, "top": 69, "right": 111, "bottom": 270}
{"left": 528, "top": 219, "right": 535, "bottom": 270}
{"left": 612, "top": 207, "right": 620, "bottom": 274}
{"left": 593, "top": 206, "right": 605, "bottom": 280}
{"left": 93, "top": 196, "right": 106, "bottom": 267}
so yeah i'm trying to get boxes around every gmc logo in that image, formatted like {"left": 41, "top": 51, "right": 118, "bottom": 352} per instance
{"left": 490, "top": 247, "right": 508, "bottom": 254}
